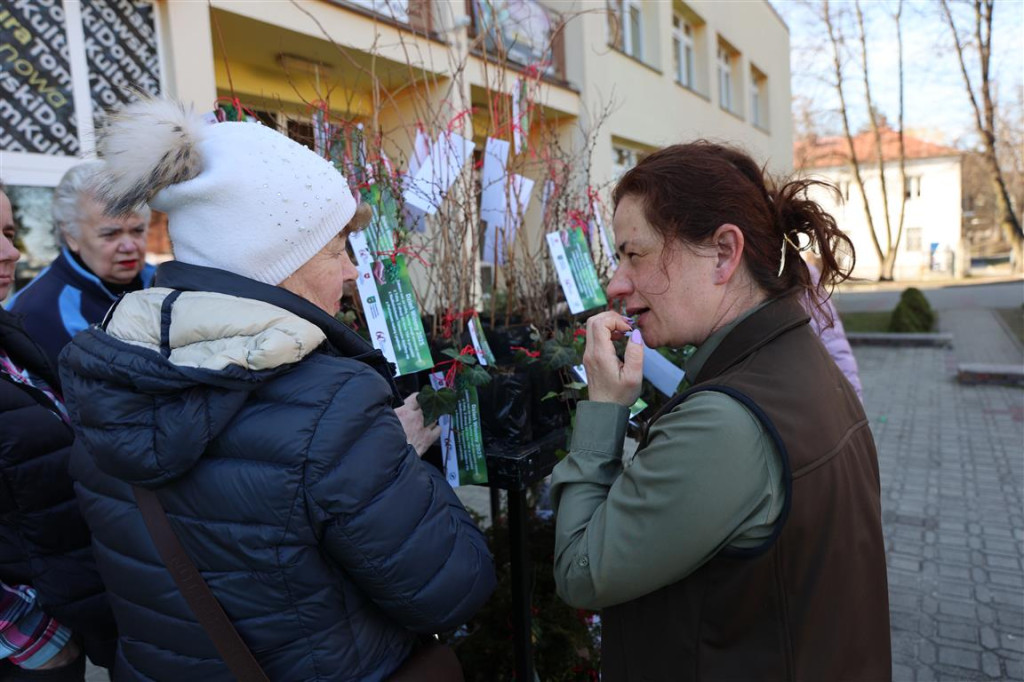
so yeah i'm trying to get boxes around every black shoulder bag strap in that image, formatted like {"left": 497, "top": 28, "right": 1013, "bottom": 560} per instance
{"left": 133, "top": 486, "right": 271, "bottom": 682}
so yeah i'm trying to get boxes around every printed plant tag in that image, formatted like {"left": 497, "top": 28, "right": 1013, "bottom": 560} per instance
{"left": 429, "top": 373, "right": 488, "bottom": 486}
{"left": 546, "top": 228, "right": 607, "bottom": 314}
{"left": 350, "top": 230, "right": 433, "bottom": 376}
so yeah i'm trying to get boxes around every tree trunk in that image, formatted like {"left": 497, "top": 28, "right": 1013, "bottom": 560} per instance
{"left": 823, "top": 0, "right": 887, "bottom": 277}
{"left": 940, "top": 0, "right": 1024, "bottom": 271}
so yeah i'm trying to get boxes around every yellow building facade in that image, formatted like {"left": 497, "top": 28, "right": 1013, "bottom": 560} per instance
{"left": 2, "top": 0, "right": 790, "bottom": 275}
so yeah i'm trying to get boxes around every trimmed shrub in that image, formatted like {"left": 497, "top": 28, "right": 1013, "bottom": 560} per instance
{"left": 888, "top": 287, "right": 935, "bottom": 332}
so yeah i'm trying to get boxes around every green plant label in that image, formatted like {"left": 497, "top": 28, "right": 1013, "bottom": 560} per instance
{"left": 429, "top": 373, "right": 489, "bottom": 487}
{"left": 359, "top": 183, "right": 399, "bottom": 254}
{"left": 546, "top": 228, "right": 607, "bottom": 314}
{"left": 350, "top": 230, "right": 433, "bottom": 376}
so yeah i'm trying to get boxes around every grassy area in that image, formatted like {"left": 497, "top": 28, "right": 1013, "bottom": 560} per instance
{"left": 996, "top": 308, "right": 1024, "bottom": 345}
{"left": 839, "top": 311, "right": 893, "bottom": 333}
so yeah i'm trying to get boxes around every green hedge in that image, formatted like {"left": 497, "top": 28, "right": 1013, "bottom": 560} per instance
{"left": 888, "top": 287, "right": 935, "bottom": 333}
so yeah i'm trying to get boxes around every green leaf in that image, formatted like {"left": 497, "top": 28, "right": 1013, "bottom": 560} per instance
{"left": 441, "top": 347, "right": 476, "bottom": 364}
{"left": 541, "top": 339, "right": 580, "bottom": 371}
{"left": 541, "top": 391, "right": 560, "bottom": 402}
{"left": 457, "top": 364, "right": 492, "bottom": 388}
{"left": 563, "top": 381, "right": 587, "bottom": 391}
{"left": 417, "top": 385, "right": 459, "bottom": 425}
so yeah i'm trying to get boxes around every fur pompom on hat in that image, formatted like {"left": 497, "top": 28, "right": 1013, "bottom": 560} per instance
{"left": 98, "top": 97, "right": 356, "bottom": 285}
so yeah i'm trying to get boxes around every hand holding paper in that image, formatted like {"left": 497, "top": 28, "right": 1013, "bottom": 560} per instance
{"left": 583, "top": 311, "right": 645, "bottom": 407}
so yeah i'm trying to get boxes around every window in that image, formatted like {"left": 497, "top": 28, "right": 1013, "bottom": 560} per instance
{"left": 287, "top": 120, "right": 315, "bottom": 151}
{"left": 838, "top": 179, "right": 851, "bottom": 201}
{"left": 608, "top": 0, "right": 644, "bottom": 60}
{"left": 672, "top": 14, "right": 694, "bottom": 88}
{"left": 611, "top": 142, "right": 652, "bottom": 182}
{"left": 612, "top": 146, "right": 638, "bottom": 182}
{"left": 750, "top": 65, "right": 768, "bottom": 129}
{"left": 904, "top": 176, "right": 922, "bottom": 200}
{"left": 717, "top": 41, "right": 737, "bottom": 113}
{"left": 905, "top": 227, "right": 923, "bottom": 252}
{"left": 343, "top": 0, "right": 409, "bottom": 23}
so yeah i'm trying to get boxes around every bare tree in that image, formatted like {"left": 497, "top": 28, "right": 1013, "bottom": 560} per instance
{"left": 940, "top": 0, "right": 1024, "bottom": 270}
{"left": 822, "top": 0, "right": 908, "bottom": 280}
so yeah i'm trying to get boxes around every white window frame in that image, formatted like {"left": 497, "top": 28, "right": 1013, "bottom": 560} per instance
{"left": 672, "top": 14, "right": 694, "bottom": 88}
{"left": 906, "top": 226, "right": 923, "bottom": 252}
{"left": 717, "top": 44, "right": 733, "bottom": 112}
{"left": 623, "top": 0, "right": 644, "bottom": 60}
{"left": 838, "top": 179, "right": 851, "bottom": 202}
{"left": 905, "top": 175, "right": 922, "bottom": 199}
{"left": 750, "top": 66, "right": 768, "bottom": 129}
{"left": 612, "top": 145, "right": 638, "bottom": 182}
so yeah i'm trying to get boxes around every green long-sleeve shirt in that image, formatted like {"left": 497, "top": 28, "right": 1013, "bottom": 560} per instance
{"left": 551, "top": 313, "right": 785, "bottom": 610}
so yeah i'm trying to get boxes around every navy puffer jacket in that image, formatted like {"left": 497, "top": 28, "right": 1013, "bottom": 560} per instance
{"left": 0, "top": 309, "right": 116, "bottom": 667}
{"left": 59, "top": 263, "right": 496, "bottom": 681}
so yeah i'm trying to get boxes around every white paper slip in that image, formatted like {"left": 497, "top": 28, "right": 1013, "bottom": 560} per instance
{"left": 643, "top": 345, "right": 686, "bottom": 397}
{"left": 480, "top": 137, "right": 511, "bottom": 226}
{"left": 409, "top": 128, "right": 431, "bottom": 176}
{"left": 403, "top": 132, "right": 474, "bottom": 214}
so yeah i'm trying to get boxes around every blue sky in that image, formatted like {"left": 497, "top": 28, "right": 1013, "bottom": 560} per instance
{"left": 775, "top": 0, "right": 1023, "bottom": 147}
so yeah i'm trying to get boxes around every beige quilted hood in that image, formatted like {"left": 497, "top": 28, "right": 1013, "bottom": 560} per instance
{"left": 105, "top": 288, "right": 327, "bottom": 371}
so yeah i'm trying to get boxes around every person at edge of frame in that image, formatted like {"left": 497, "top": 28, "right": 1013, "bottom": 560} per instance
{"left": 0, "top": 183, "right": 118, "bottom": 681}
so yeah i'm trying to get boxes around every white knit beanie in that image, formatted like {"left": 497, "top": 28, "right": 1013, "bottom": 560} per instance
{"left": 97, "top": 98, "right": 356, "bottom": 285}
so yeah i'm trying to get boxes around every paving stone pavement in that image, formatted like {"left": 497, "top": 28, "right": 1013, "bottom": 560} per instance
{"left": 939, "top": 308, "right": 1024, "bottom": 366}
{"left": 858, "top": 343, "right": 1024, "bottom": 681}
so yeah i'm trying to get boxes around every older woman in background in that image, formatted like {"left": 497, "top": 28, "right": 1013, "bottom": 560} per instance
{"left": 6, "top": 161, "right": 153, "bottom": 369}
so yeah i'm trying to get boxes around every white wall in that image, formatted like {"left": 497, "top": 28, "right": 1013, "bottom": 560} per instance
{"left": 804, "top": 156, "right": 964, "bottom": 280}
{"left": 556, "top": 0, "right": 792, "bottom": 184}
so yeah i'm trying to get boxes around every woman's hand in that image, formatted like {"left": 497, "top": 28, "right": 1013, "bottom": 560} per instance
{"left": 583, "top": 310, "right": 645, "bottom": 406}
{"left": 395, "top": 392, "right": 441, "bottom": 457}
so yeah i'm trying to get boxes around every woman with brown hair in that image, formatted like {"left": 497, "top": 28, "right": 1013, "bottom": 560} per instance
{"left": 551, "top": 141, "right": 890, "bottom": 681}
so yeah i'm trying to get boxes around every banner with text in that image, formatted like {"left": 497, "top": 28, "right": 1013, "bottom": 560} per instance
{"left": 1, "top": 0, "right": 161, "bottom": 156}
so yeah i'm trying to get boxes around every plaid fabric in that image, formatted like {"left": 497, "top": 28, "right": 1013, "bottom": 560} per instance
{"left": 0, "top": 349, "right": 70, "bottom": 425}
{"left": 0, "top": 583, "right": 72, "bottom": 669}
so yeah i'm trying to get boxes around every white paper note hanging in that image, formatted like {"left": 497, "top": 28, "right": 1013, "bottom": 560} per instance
{"left": 403, "top": 131, "right": 475, "bottom": 214}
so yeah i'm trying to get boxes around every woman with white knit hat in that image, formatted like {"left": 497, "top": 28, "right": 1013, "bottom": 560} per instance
{"left": 58, "top": 98, "right": 496, "bottom": 681}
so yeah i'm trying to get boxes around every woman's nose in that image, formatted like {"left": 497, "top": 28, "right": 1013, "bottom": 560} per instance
{"left": 606, "top": 268, "right": 632, "bottom": 300}
{"left": 0, "top": 236, "right": 20, "bottom": 263}
{"left": 342, "top": 258, "right": 359, "bottom": 283}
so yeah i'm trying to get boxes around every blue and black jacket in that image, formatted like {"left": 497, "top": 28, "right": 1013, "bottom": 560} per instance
{"left": 6, "top": 248, "right": 155, "bottom": 369}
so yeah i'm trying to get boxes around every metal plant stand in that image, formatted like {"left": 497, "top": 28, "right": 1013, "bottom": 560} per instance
{"left": 484, "top": 429, "right": 565, "bottom": 682}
